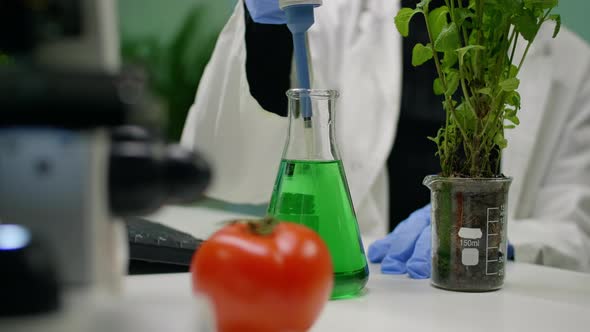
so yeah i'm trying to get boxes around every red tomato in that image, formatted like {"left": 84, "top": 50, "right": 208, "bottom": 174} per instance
{"left": 190, "top": 219, "right": 333, "bottom": 332}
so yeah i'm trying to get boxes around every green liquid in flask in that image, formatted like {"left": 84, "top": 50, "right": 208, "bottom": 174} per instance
{"left": 268, "top": 159, "right": 369, "bottom": 299}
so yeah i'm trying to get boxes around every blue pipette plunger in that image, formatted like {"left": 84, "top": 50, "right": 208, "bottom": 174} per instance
{"left": 280, "top": 0, "right": 322, "bottom": 125}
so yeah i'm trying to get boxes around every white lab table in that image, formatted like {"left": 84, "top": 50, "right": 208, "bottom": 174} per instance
{"left": 127, "top": 205, "right": 590, "bottom": 332}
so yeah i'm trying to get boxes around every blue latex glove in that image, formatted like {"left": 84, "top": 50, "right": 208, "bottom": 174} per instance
{"left": 368, "top": 205, "right": 432, "bottom": 279}
{"left": 245, "top": 0, "right": 286, "bottom": 24}
{"left": 507, "top": 242, "right": 515, "bottom": 260}
{"left": 369, "top": 204, "right": 515, "bottom": 278}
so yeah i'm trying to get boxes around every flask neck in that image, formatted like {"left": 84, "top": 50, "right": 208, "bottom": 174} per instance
{"left": 283, "top": 89, "right": 340, "bottom": 161}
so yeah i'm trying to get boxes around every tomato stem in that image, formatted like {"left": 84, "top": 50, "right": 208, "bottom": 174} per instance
{"left": 247, "top": 217, "right": 279, "bottom": 236}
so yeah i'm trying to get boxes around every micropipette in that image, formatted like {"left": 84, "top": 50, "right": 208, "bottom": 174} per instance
{"left": 280, "top": 0, "right": 322, "bottom": 128}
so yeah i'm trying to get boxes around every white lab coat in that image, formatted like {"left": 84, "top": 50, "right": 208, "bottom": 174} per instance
{"left": 181, "top": 0, "right": 590, "bottom": 272}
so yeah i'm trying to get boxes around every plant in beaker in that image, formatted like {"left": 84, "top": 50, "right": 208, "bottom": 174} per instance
{"left": 395, "top": 0, "right": 560, "bottom": 291}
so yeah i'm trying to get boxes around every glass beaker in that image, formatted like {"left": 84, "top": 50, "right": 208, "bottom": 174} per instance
{"left": 423, "top": 175, "right": 512, "bottom": 292}
{"left": 267, "top": 89, "right": 369, "bottom": 299}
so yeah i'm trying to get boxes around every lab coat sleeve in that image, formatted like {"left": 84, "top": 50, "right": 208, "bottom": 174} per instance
{"left": 510, "top": 61, "right": 590, "bottom": 272}
{"left": 308, "top": 0, "right": 401, "bottom": 236}
{"left": 180, "top": 1, "right": 289, "bottom": 204}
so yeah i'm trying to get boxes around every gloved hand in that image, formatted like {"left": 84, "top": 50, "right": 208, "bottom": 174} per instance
{"left": 368, "top": 205, "right": 432, "bottom": 279}
{"left": 368, "top": 204, "right": 515, "bottom": 279}
{"left": 245, "top": 0, "right": 286, "bottom": 24}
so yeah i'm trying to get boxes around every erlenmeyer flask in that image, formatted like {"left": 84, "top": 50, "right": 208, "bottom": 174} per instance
{"left": 267, "top": 89, "right": 369, "bottom": 299}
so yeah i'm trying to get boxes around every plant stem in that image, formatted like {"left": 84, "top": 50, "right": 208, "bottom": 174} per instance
{"left": 445, "top": 0, "right": 459, "bottom": 42}
{"left": 444, "top": 112, "right": 451, "bottom": 176}
{"left": 422, "top": 5, "right": 472, "bottom": 161}
{"left": 475, "top": 0, "right": 484, "bottom": 81}
{"left": 501, "top": 24, "right": 512, "bottom": 75}
{"left": 478, "top": 99, "right": 504, "bottom": 156}
{"left": 423, "top": 8, "right": 448, "bottom": 89}
{"left": 508, "top": 29, "right": 518, "bottom": 72}
{"left": 247, "top": 217, "right": 279, "bottom": 236}
{"left": 517, "top": 9, "right": 552, "bottom": 74}
{"left": 423, "top": 5, "right": 454, "bottom": 174}
{"left": 450, "top": 107, "right": 471, "bottom": 147}
{"left": 457, "top": 0, "right": 470, "bottom": 49}
{"left": 460, "top": 67, "right": 477, "bottom": 118}
{"left": 516, "top": 41, "right": 532, "bottom": 73}
{"left": 471, "top": 120, "right": 480, "bottom": 176}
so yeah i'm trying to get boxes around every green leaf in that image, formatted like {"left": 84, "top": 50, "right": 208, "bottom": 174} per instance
{"left": 499, "top": 78, "right": 520, "bottom": 92}
{"left": 468, "top": 29, "right": 478, "bottom": 45}
{"left": 508, "top": 64, "right": 518, "bottom": 78}
{"left": 417, "top": 0, "right": 432, "bottom": 10}
{"left": 505, "top": 108, "right": 518, "bottom": 117}
{"left": 433, "top": 78, "right": 444, "bottom": 95}
{"left": 442, "top": 51, "right": 458, "bottom": 69}
{"left": 506, "top": 91, "right": 521, "bottom": 108}
{"left": 477, "top": 88, "right": 492, "bottom": 96}
{"left": 453, "top": 8, "right": 474, "bottom": 26}
{"left": 549, "top": 14, "right": 561, "bottom": 38}
{"left": 494, "top": 132, "right": 508, "bottom": 149}
{"left": 395, "top": 8, "right": 419, "bottom": 37}
{"left": 445, "top": 70, "right": 460, "bottom": 96}
{"left": 497, "top": 0, "right": 524, "bottom": 15}
{"left": 412, "top": 43, "right": 434, "bottom": 66}
{"left": 427, "top": 135, "right": 440, "bottom": 145}
{"left": 428, "top": 6, "right": 449, "bottom": 41}
{"left": 505, "top": 108, "right": 521, "bottom": 125}
{"left": 514, "top": 11, "right": 539, "bottom": 41}
{"left": 524, "top": 0, "right": 558, "bottom": 9}
{"left": 434, "top": 23, "right": 461, "bottom": 52}
{"left": 506, "top": 114, "right": 520, "bottom": 125}
{"left": 455, "top": 101, "right": 477, "bottom": 130}
{"left": 504, "top": 124, "right": 517, "bottom": 129}
{"left": 456, "top": 45, "right": 485, "bottom": 66}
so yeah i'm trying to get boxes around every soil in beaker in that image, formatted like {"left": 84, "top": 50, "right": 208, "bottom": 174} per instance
{"left": 431, "top": 187, "right": 507, "bottom": 292}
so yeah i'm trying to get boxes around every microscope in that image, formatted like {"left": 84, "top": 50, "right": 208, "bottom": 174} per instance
{"left": 0, "top": 0, "right": 214, "bottom": 330}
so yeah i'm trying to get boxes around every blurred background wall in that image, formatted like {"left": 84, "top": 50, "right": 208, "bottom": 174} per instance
{"left": 118, "top": 0, "right": 234, "bottom": 141}
{"left": 558, "top": 0, "right": 590, "bottom": 44}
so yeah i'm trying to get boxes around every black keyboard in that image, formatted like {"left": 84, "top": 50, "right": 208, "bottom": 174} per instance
{"left": 125, "top": 217, "right": 204, "bottom": 271}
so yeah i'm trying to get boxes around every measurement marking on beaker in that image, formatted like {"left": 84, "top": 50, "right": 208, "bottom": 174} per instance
{"left": 459, "top": 227, "right": 483, "bottom": 266}
{"left": 486, "top": 207, "right": 501, "bottom": 276}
